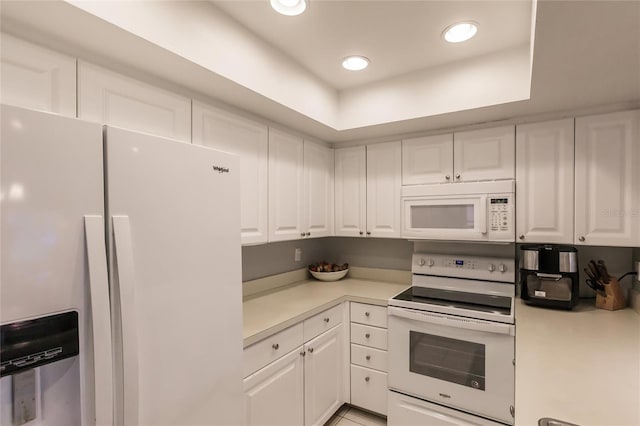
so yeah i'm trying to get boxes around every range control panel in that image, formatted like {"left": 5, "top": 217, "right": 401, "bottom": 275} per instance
{"left": 412, "top": 253, "right": 515, "bottom": 283}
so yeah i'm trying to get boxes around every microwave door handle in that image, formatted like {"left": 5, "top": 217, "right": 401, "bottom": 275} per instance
{"left": 388, "top": 306, "right": 515, "bottom": 336}
{"left": 479, "top": 196, "right": 487, "bottom": 234}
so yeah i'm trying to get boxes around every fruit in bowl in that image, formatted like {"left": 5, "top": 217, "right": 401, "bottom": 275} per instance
{"left": 308, "top": 262, "right": 349, "bottom": 281}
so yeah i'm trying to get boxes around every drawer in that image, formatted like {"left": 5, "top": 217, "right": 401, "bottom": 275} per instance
{"left": 350, "top": 302, "right": 387, "bottom": 328}
{"left": 350, "top": 323, "right": 387, "bottom": 350}
{"left": 303, "top": 303, "right": 344, "bottom": 342}
{"left": 350, "top": 365, "right": 388, "bottom": 416}
{"left": 243, "top": 323, "right": 303, "bottom": 378}
{"left": 351, "top": 343, "right": 387, "bottom": 372}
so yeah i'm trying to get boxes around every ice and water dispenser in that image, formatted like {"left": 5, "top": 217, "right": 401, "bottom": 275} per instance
{"left": 1, "top": 312, "right": 81, "bottom": 425}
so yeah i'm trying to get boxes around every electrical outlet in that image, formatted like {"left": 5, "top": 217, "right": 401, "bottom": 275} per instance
{"left": 294, "top": 248, "right": 302, "bottom": 262}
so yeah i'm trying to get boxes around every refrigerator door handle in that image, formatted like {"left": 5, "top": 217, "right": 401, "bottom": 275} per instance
{"left": 112, "top": 215, "right": 139, "bottom": 426}
{"left": 84, "top": 215, "right": 114, "bottom": 426}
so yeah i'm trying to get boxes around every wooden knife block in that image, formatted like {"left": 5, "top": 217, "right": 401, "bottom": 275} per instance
{"left": 595, "top": 278, "right": 626, "bottom": 311}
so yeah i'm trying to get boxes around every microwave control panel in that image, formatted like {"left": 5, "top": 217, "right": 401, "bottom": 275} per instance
{"left": 488, "top": 194, "right": 513, "bottom": 240}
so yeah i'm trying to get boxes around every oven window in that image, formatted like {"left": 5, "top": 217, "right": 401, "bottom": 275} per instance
{"left": 410, "top": 205, "right": 474, "bottom": 229}
{"left": 409, "top": 331, "right": 485, "bottom": 390}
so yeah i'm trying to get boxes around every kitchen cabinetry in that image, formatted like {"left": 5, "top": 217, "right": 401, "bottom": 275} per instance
{"left": 78, "top": 61, "right": 191, "bottom": 142}
{"left": 575, "top": 110, "right": 640, "bottom": 247}
{"left": 192, "top": 102, "right": 268, "bottom": 245}
{"left": 335, "top": 142, "right": 401, "bottom": 238}
{"left": 269, "top": 129, "right": 334, "bottom": 242}
{"left": 349, "top": 302, "right": 388, "bottom": 416}
{"left": 0, "top": 33, "right": 76, "bottom": 116}
{"left": 402, "top": 126, "right": 514, "bottom": 185}
{"left": 243, "top": 305, "right": 346, "bottom": 426}
{"left": 516, "top": 119, "right": 575, "bottom": 243}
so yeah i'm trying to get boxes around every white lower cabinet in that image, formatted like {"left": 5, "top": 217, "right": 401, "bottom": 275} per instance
{"left": 244, "top": 348, "right": 304, "bottom": 426}
{"left": 388, "top": 391, "right": 504, "bottom": 426}
{"left": 243, "top": 305, "right": 347, "bottom": 426}
{"left": 349, "top": 302, "right": 388, "bottom": 416}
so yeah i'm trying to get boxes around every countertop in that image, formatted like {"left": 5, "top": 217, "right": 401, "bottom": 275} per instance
{"left": 242, "top": 277, "right": 408, "bottom": 347}
{"left": 515, "top": 299, "right": 640, "bottom": 426}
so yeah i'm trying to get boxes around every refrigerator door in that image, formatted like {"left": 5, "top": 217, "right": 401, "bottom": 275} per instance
{"left": 104, "top": 127, "right": 243, "bottom": 426}
{"left": 1, "top": 105, "right": 109, "bottom": 425}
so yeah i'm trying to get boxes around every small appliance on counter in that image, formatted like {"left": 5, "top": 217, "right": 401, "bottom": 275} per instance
{"left": 520, "top": 244, "right": 579, "bottom": 309}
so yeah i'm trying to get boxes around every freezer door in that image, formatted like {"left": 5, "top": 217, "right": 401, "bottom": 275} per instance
{"left": 1, "top": 104, "right": 106, "bottom": 426}
{"left": 104, "top": 127, "right": 243, "bottom": 426}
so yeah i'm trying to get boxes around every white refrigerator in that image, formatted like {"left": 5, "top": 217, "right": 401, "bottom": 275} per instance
{"left": 1, "top": 104, "right": 244, "bottom": 426}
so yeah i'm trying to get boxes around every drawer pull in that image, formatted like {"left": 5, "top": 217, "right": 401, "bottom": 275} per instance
{"left": 365, "top": 333, "right": 370, "bottom": 339}
{"left": 365, "top": 355, "right": 371, "bottom": 361}
{"left": 365, "top": 376, "right": 370, "bottom": 382}
{"left": 323, "top": 317, "right": 330, "bottom": 323}
{"left": 272, "top": 343, "right": 279, "bottom": 350}
{"left": 365, "top": 312, "right": 370, "bottom": 317}
{"left": 308, "top": 347, "right": 314, "bottom": 353}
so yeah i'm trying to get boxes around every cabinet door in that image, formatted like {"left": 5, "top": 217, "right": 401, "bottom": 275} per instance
{"left": 244, "top": 348, "right": 304, "bottom": 426}
{"left": 516, "top": 119, "right": 574, "bottom": 244}
{"left": 402, "top": 134, "right": 453, "bottom": 185}
{"left": 0, "top": 34, "right": 76, "bottom": 116}
{"left": 78, "top": 61, "right": 191, "bottom": 142}
{"left": 192, "top": 102, "right": 268, "bottom": 245}
{"left": 335, "top": 146, "right": 367, "bottom": 237}
{"left": 575, "top": 110, "right": 640, "bottom": 246}
{"left": 304, "top": 141, "right": 334, "bottom": 238}
{"left": 367, "top": 142, "right": 402, "bottom": 238}
{"left": 454, "top": 126, "right": 515, "bottom": 182}
{"left": 269, "top": 128, "right": 305, "bottom": 242}
{"left": 304, "top": 325, "right": 344, "bottom": 426}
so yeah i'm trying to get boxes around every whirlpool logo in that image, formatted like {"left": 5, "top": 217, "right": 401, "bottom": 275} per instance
{"left": 212, "top": 165, "right": 230, "bottom": 174}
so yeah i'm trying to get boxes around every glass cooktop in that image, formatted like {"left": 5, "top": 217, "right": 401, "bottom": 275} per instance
{"left": 392, "top": 286, "right": 512, "bottom": 316}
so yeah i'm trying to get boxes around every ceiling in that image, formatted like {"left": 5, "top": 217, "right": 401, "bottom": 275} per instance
{"left": 212, "top": 0, "right": 532, "bottom": 90}
{"left": 0, "top": 1, "right": 638, "bottom": 143}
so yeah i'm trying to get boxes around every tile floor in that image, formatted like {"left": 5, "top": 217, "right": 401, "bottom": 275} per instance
{"left": 324, "top": 405, "right": 386, "bottom": 426}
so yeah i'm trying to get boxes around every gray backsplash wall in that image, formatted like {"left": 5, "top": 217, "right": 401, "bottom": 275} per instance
{"left": 324, "top": 237, "right": 414, "bottom": 271}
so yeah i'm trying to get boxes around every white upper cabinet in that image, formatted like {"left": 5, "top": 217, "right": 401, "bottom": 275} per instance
{"left": 454, "top": 125, "right": 515, "bottom": 182}
{"left": 402, "top": 134, "right": 453, "bottom": 185}
{"left": 78, "top": 61, "right": 191, "bottom": 142}
{"left": 0, "top": 34, "right": 76, "bottom": 116}
{"left": 367, "top": 142, "right": 402, "bottom": 238}
{"left": 516, "top": 119, "right": 575, "bottom": 244}
{"left": 268, "top": 128, "right": 305, "bottom": 242}
{"left": 192, "top": 102, "right": 268, "bottom": 245}
{"left": 575, "top": 110, "right": 640, "bottom": 247}
{"left": 335, "top": 146, "right": 367, "bottom": 237}
{"left": 304, "top": 141, "right": 334, "bottom": 238}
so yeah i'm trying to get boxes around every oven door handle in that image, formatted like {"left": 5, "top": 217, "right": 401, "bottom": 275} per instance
{"left": 388, "top": 306, "right": 515, "bottom": 336}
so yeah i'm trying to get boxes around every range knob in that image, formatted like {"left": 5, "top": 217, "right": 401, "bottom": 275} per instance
{"left": 498, "top": 264, "right": 507, "bottom": 273}
{"left": 487, "top": 263, "right": 496, "bottom": 272}
{"left": 418, "top": 258, "right": 426, "bottom": 266}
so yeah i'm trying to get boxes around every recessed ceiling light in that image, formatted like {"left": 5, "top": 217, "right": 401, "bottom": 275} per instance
{"left": 270, "top": 0, "right": 307, "bottom": 16}
{"left": 443, "top": 22, "right": 478, "bottom": 43}
{"left": 342, "top": 56, "right": 369, "bottom": 71}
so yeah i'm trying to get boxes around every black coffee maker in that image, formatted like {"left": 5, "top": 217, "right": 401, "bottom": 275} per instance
{"left": 520, "top": 245, "right": 579, "bottom": 309}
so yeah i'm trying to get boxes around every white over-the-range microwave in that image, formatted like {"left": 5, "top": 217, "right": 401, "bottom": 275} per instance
{"left": 401, "top": 180, "right": 515, "bottom": 242}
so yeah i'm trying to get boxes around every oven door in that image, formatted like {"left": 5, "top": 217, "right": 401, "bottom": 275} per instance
{"left": 402, "top": 195, "right": 488, "bottom": 241}
{"left": 388, "top": 306, "right": 514, "bottom": 425}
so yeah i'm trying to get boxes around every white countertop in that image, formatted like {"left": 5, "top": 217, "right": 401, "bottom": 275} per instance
{"left": 515, "top": 299, "right": 640, "bottom": 426}
{"left": 242, "top": 277, "right": 408, "bottom": 347}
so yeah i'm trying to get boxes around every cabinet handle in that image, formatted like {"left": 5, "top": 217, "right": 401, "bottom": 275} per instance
{"left": 323, "top": 317, "right": 330, "bottom": 323}
{"left": 359, "top": 231, "right": 363, "bottom": 236}
{"left": 519, "top": 235, "right": 525, "bottom": 240}
{"left": 365, "top": 376, "right": 370, "bottom": 382}
{"left": 300, "top": 351, "right": 306, "bottom": 357}
{"left": 300, "top": 233, "right": 305, "bottom": 237}
{"left": 579, "top": 236, "right": 586, "bottom": 242}
{"left": 365, "top": 333, "right": 370, "bottom": 339}
{"left": 365, "top": 312, "right": 370, "bottom": 317}
{"left": 365, "top": 355, "right": 371, "bottom": 361}
{"left": 366, "top": 231, "right": 371, "bottom": 235}
{"left": 308, "top": 347, "right": 314, "bottom": 353}
{"left": 306, "top": 232, "right": 311, "bottom": 236}
{"left": 445, "top": 175, "right": 451, "bottom": 180}
{"left": 272, "top": 343, "right": 279, "bottom": 350}
{"left": 455, "top": 174, "right": 461, "bottom": 179}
